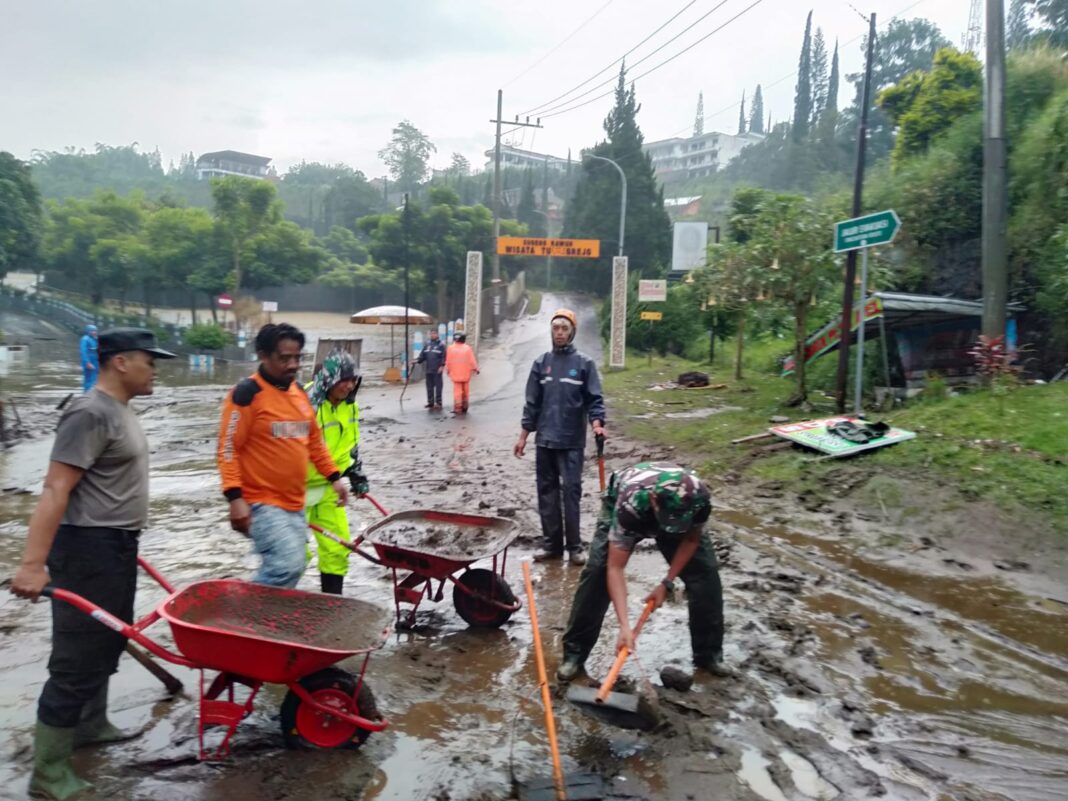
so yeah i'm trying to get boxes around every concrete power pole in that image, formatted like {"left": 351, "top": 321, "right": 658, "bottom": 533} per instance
{"left": 489, "top": 90, "right": 541, "bottom": 335}
{"left": 834, "top": 12, "right": 877, "bottom": 414}
{"left": 982, "top": 0, "right": 1008, "bottom": 339}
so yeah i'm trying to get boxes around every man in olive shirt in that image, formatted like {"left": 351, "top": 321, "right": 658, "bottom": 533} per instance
{"left": 10, "top": 328, "right": 174, "bottom": 801}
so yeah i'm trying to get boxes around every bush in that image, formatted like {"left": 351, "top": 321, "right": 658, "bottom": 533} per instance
{"left": 184, "top": 323, "right": 232, "bottom": 351}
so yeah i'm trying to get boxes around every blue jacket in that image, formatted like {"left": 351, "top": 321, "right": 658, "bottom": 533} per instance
{"left": 521, "top": 345, "right": 605, "bottom": 450}
{"left": 79, "top": 334, "right": 99, "bottom": 372}
{"left": 417, "top": 338, "right": 446, "bottom": 372}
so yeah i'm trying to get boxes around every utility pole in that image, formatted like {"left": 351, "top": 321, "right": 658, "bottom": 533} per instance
{"left": 982, "top": 0, "right": 1008, "bottom": 339}
{"left": 489, "top": 89, "right": 541, "bottom": 335}
{"left": 403, "top": 193, "right": 411, "bottom": 381}
{"left": 834, "top": 12, "right": 876, "bottom": 414}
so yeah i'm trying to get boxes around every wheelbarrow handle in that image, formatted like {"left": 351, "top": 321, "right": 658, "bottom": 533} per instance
{"left": 360, "top": 492, "right": 389, "bottom": 517}
{"left": 309, "top": 523, "right": 383, "bottom": 566}
{"left": 595, "top": 598, "right": 656, "bottom": 704}
{"left": 40, "top": 586, "right": 196, "bottom": 669}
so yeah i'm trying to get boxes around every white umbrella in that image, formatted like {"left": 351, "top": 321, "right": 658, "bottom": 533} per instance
{"left": 350, "top": 305, "right": 434, "bottom": 379}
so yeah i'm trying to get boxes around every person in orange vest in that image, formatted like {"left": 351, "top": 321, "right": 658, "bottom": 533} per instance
{"left": 444, "top": 332, "right": 479, "bottom": 414}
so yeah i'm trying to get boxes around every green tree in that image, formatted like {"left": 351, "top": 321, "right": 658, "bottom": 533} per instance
{"left": 378, "top": 120, "right": 436, "bottom": 193}
{"left": 210, "top": 176, "right": 281, "bottom": 296}
{"left": 42, "top": 192, "right": 145, "bottom": 305}
{"left": 516, "top": 168, "right": 542, "bottom": 236}
{"left": 738, "top": 90, "right": 747, "bottom": 135}
{"left": 1008, "top": 0, "right": 1033, "bottom": 48}
{"left": 1026, "top": 0, "right": 1068, "bottom": 45}
{"left": 792, "top": 11, "right": 813, "bottom": 143}
{"left": 0, "top": 152, "right": 43, "bottom": 278}
{"left": 562, "top": 65, "right": 671, "bottom": 293}
{"left": 810, "top": 28, "right": 829, "bottom": 130}
{"left": 278, "top": 162, "right": 381, "bottom": 235}
{"left": 322, "top": 225, "right": 369, "bottom": 264}
{"left": 879, "top": 48, "right": 982, "bottom": 163}
{"left": 143, "top": 205, "right": 217, "bottom": 321}
{"left": 448, "top": 153, "right": 471, "bottom": 180}
{"left": 845, "top": 18, "right": 952, "bottom": 162}
{"left": 744, "top": 193, "right": 840, "bottom": 402}
{"left": 242, "top": 220, "right": 326, "bottom": 289}
{"left": 749, "top": 85, "right": 764, "bottom": 134}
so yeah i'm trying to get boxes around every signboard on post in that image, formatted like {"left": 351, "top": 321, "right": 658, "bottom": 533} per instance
{"left": 671, "top": 222, "right": 709, "bottom": 272}
{"left": 638, "top": 280, "right": 667, "bottom": 302}
{"left": 464, "top": 251, "right": 483, "bottom": 354}
{"left": 609, "top": 256, "right": 628, "bottom": 368}
{"left": 261, "top": 301, "right": 278, "bottom": 313}
{"left": 496, "top": 237, "right": 600, "bottom": 258}
{"left": 216, "top": 293, "right": 233, "bottom": 309}
{"left": 640, "top": 311, "right": 663, "bottom": 321}
{"left": 834, "top": 210, "right": 901, "bottom": 253}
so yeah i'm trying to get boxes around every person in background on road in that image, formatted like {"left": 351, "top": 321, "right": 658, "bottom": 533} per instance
{"left": 79, "top": 324, "right": 99, "bottom": 393}
{"left": 555, "top": 461, "right": 728, "bottom": 683}
{"left": 416, "top": 328, "right": 446, "bottom": 410}
{"left": 9, "top": 328, "right": 175, "bottom": 801}
{"left": 217, "top": 323, "right": 349, "bottom": 588}
{"left": 514, "top": 308, "right": 605, "bottom": 566}
{"left": 445, "top": 331, "right": 479, "bottom": 415}
{"left": 304, "top": 349, "right": 368, "bottom": 595}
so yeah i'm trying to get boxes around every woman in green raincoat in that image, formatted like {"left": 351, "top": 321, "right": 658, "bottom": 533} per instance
{"left": 305, "top": 349, "right": 369, "bottom": 594}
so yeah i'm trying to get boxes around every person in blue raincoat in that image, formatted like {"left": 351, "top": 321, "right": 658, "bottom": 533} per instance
{"left": 79, "top": 325, "right": 99, "bottom": 392}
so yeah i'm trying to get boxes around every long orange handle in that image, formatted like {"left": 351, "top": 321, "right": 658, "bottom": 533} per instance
{"left": 522, "top": 562, "right": 567, "bottom": 801}
{"left": 595, "top": 599, "right": 656, "bottom": 704}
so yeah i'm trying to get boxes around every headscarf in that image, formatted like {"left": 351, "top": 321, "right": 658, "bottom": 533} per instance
{"left": 308, "top": 349, "right": 358, "bottom": 409}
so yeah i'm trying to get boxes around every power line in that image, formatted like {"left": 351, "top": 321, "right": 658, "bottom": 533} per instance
{"left": 542, "top": 0, "right": 766, "bottom": 121}
{"left": 519, "top": 0, "right": 702, "bottom": 116}
{"left": 532, "top": 0, "right": 734, "bottom": 119}
{"left": 669, "top": 0, "right": 928, "bottom": 139}
{"left": 502, "top": 0, "right": 618, "bottom": 89}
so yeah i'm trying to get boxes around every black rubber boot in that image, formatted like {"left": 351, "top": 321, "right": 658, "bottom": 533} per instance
{"left": 320, "top": 573, "right": 344, "bottom": 595}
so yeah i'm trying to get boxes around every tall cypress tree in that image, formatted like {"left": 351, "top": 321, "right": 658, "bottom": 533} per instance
{"left": 749, "top": 85, "right": 765, "bottom": 134}
{"left": 825, "top": 39, "right": 840, "bottom": 117}
{"left": 694, "top": 91, "right": 705, "bottom": 136}
{"left": 792, "top": 11, "right": 813, "bottom": 143}
{"left": 737, "top": 90, "right": 747, "bottom": 135}
{"left": 516, "top": 167, "right": 540, "bottom": 235}
{"left": 810, "top": 28, "right": 828, "bottom": 130}
{"left": 562, "top": 64, "right": 671, "bottom": 290}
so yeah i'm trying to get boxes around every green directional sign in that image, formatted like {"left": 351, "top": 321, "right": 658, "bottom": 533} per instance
{"left": 834, "top": 209, "right": 901, "bottom": 253}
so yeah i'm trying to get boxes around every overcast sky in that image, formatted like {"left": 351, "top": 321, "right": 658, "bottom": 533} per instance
{"left": 1, "top": 0, "right": 965, "bottom": 177}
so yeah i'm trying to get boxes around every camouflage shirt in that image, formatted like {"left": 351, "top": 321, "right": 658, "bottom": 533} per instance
{"left": 607, "top": 462, "right": 712, "bottom": 551}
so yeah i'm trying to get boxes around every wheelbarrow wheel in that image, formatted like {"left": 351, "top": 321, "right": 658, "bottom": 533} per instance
{"left": 280, "top": 667, "right": 380, "bottom": 750}
{"left": 453, "top": 568, "right": 516, "bottom": 628}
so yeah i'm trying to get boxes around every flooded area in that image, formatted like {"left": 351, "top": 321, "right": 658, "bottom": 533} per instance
{"left": 1, "top": 299, "right": 1067, "bottom": 800}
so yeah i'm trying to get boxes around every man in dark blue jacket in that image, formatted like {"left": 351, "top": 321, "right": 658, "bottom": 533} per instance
{"left": 416, "top": 328, "right": 446, "bottom": 409}
{"left": 514, "top": 308, "right": 606, "bottom": 565}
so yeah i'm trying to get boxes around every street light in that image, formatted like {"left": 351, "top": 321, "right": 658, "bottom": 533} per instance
{"left": 584, "top": 154, "right": 626, "bottom": 257}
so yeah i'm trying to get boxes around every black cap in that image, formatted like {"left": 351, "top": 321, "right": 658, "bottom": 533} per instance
{"left": 98, "top": 328, "right": 177, "bottom": 359}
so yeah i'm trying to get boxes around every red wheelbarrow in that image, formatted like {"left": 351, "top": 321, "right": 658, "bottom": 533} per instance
{"left": 42, "top": 557, "right": 390, "bottom": 760}
{"left": 313, "top": 509, "right": 522, "bottom": 629}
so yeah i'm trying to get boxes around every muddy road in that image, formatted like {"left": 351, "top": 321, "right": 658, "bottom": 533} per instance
{"left": 1, "top": 300, "right": 1067, "bottom": 800}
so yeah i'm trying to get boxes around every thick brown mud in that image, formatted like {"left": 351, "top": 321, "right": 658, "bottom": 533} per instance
{"left": 1, "top": 300, "right": 1067, "bottom": 800}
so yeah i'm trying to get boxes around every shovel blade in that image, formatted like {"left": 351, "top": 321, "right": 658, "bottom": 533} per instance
{"left": 519, "top": 772, "right": 604, "bottom": 801}
{"left": 565, "top": 685, "right": 659, "bottom": 731}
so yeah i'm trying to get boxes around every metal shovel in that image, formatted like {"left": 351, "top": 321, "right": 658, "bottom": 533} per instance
{"left": 565, "top": 599, "right": 660, "bottom": 731}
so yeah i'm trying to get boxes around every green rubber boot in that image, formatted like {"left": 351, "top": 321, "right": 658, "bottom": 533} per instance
{"left": 74, "top": 683, "right": 137, "bottom": 747}
{"left": 28, "top": 721, "right": 92, "bottom": 800}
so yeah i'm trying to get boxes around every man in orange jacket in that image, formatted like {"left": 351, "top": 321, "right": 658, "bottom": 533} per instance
{"left": 217, "top": 323, "right": 349, "bottom": 587}
{"left": 445, "top": 331, "right": 479, "bottom": 414}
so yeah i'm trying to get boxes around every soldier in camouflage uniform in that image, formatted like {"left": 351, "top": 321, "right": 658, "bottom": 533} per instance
{"left": 556, "top": 461, "right": 727, "bottom": 681}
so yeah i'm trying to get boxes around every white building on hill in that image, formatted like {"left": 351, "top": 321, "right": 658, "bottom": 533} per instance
{"left": 643, "top": 131, "right": 763, "bottom": 183}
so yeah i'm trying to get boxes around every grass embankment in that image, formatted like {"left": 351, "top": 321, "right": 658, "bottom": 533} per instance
{"left": 603, "top": 339, "right": 1068, "bottom": 533}
{"left": 526, "top": 291, "right": 543, "bottom": 316}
